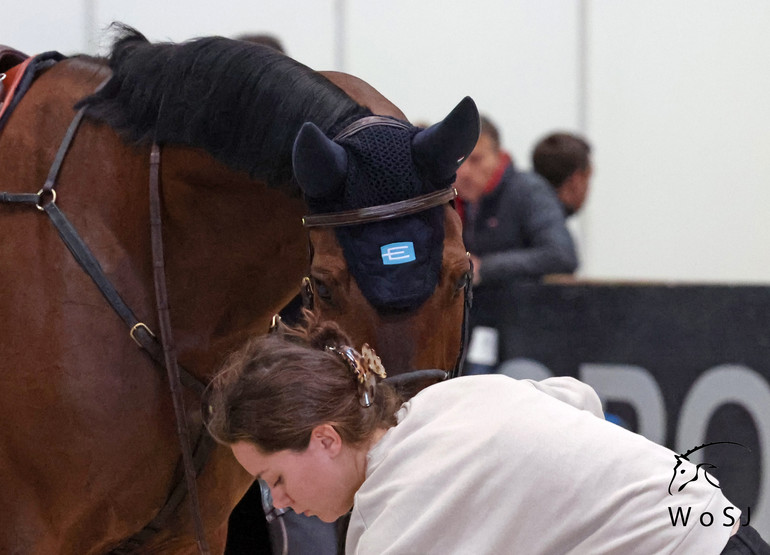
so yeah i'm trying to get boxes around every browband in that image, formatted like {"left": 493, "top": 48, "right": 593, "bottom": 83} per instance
{"left": 333, "top": 115, "right": 411, "bottom": 142}
{"left": 302, "top": 186, "right": 457, "bottom": 228}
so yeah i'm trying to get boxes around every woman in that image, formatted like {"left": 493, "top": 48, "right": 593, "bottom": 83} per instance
{"left": 204, "top": 316, "right": 767, "bottom": 554}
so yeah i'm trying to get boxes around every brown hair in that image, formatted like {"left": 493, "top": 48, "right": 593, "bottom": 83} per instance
{"left": 479, "top": 115, "right": 501, "bottom": 150}
{"left": 531, "top": 132, "right": 591, "bottom": 189}
{"left": 204, "top": 313, "right": 403, "bottom": 453}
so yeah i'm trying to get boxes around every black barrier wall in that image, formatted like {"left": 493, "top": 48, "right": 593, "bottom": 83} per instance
{"left": 490, "top": 283, "right": 770, "bottom": 537}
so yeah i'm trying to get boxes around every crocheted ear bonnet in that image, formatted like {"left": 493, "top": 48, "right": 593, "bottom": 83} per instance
{"left": 293, "top": 97, "right": 480, "bottom": 313}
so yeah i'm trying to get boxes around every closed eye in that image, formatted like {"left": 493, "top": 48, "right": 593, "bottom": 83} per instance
{"left": 312, "top": 276, "right": 333, "bottom": 303}
{"left": 454, "top": 271, "right": 472, "bottom": 296}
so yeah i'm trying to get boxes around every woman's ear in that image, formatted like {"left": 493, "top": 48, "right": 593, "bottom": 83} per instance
{"left": 310, "top": 423, "right": 343, "bottom": 457}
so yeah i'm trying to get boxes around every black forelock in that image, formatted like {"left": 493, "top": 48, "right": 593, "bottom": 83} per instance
{"left": 77, "top": 24, "right": 370, "bottom": 191}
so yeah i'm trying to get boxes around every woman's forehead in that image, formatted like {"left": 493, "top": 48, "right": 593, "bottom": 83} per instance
{"left": 231, "top": 441, "right": 312, "bottom": 479}
{"left": 231, "top": 441, "right": 270, "bottom": 477}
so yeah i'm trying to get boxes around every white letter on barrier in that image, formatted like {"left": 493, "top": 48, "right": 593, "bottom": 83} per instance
{"left": 676, "top": 364, "right": 770, "bottom": 538}
{"left": 497, "top": 357, "right": 554, "bottom": 381}
{"left": 580, "top": 363, "right": 667, "bottom": 444}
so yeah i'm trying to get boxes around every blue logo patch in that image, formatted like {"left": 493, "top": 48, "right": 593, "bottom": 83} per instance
{"left": 381, "top": 242, "right": 416, "bottom": 265}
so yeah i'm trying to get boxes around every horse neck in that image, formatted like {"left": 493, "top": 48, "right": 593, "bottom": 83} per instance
{"left": 157, "top": 147, "right": 308, "bottom": 374}
{"left": 43, "top": 58, "right": 310, "bottom": 378}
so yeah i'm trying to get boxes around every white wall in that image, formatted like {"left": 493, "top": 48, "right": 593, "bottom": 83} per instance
{"left": 90, "top": 0, "right": 338, "bottom": 69}
{"left": 586, "top": 1, "right": 770, "bottom": 283}
{"left": 3, "top": 0, "right": 769, "bottom": 283}
{"left": 345, "top": 0, "right": 581, "bottom": 165}
{"left": 3, "top": 1, "right": 86, "bottom": 55}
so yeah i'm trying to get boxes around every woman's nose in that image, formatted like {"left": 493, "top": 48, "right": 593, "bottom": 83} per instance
{"left": 270, "top": 487, "right": 291, "bottom": 509}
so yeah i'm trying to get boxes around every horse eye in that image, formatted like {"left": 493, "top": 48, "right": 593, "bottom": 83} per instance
{"left": 312, "top": 277, "right": 333, "bottom": 303}
{"left": 455, "top": 272, "right": 471, "bottom": 293}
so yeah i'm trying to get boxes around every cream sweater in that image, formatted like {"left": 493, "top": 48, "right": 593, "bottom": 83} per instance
{"left": 347, "top": 375, "right": 735, "bottom": 555}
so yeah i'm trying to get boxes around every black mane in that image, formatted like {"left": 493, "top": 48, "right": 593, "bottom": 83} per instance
{"left": 78, "top": 25, "right": 370, "bottom": 190}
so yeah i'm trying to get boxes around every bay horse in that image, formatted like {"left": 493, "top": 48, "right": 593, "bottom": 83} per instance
{"left": 0, "top": 27, "right": 478, "bottom": 554}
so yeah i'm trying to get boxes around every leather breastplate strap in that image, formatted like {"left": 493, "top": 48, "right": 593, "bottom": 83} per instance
{"left": 0, "top": 73, "right": 212, "bottom": 554}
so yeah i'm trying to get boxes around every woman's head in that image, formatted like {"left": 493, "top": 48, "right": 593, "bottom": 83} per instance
{"left": 204, "top": 313, "right": 402, "bottom": 453}
{"left": 204, "top": 315, "right": 402, "bottom": 520}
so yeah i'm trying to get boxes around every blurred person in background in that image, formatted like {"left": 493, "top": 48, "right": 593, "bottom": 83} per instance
{"left": 454, "top": 115, "right": 577, "bottom": 374}
{"left": 532, "top": 131, "right": 592, "bottom": 217}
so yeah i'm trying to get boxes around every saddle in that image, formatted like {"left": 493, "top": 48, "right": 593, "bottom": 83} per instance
{"left": 0, "top": 45, "right": 65, "bottom": 133}
{"left": 0, "top": 45, "right": 27, "bottom": 72}
{"left": 0, "top": 46, "right": 30, "bottom": 113}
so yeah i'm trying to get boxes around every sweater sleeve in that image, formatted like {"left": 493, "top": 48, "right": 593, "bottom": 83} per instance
{"left": 523, "top": 376, "right": 605, "bottom": 418}
{"left": 479, "top": 173, "right": 578, "bottom": 283}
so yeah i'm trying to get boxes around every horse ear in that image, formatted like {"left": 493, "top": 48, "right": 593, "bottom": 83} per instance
{"left": 292, "top": 122, "right": 348, "bottom": 199}
{"left": 412, "top": 96, "right": 480, "bottom": 184}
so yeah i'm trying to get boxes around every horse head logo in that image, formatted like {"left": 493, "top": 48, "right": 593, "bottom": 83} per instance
{"left": 668, "top": 441, "right": 748, "bottom": 495}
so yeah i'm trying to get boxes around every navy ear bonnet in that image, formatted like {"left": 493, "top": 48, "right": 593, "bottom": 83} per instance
{"left": 293, "top": 97, "right": 479, "bottom": 313}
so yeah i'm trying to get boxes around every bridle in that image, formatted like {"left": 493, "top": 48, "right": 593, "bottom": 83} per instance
{"left": 302, "top": 186, "right": 458, "bottom": 228}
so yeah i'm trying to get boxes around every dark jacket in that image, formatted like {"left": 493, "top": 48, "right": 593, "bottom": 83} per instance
{"left": 461, "top": 162, "right": 577, "bottom": 328}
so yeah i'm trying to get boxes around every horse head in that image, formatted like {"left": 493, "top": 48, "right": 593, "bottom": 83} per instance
{"left": 292, "top": 97, "right": 479, "bottom": 377}
{"left": 668, "top": 455, "right": 720, "bottom": 495}
{"left": 667, "top": 441, "right": 746, "bottom": 495}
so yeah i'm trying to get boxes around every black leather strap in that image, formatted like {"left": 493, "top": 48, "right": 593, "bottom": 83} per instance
{"left": 147, "top": 143, "right": 211, "bottom": 554}
{"left": 2, "top": 68, "right": 212, "bottom": 555}
{"left": 0, "top": 192, "right": 38, "bottom": 204}
{"left": 1, "top": 94, "right": 205, "bottom": 395}
{"left": 108, "top": 433, "right": 216, "bottom": 555}
{"left": 40, "top": 199, "right": 206, "bottom": 393}
{"left": 452, "top": 256, "right": 473, "bottom": 379}
{"left": 41, "top": 104, "right": 89, "bottom": 194}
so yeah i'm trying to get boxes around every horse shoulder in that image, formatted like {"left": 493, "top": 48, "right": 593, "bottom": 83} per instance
{"left": 320, "top": 71, "right": 407, "bottom": 120}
